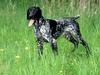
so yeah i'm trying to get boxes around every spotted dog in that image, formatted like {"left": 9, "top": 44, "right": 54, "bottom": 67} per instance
{"left": 27, "top": 6, "right": 90, "bottom": 57}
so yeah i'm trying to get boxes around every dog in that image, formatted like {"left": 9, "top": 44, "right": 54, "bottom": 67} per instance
{"left": 27, "top": 6, "right": 90, "bottom": 57}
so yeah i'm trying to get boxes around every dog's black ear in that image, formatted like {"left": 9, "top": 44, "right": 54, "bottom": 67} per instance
{"left": 36, "top": 7, "right": 42, "bottom": 19}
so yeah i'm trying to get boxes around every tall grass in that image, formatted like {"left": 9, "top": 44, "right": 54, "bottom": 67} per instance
{"left": 0, "top": 0, "right": 100, "bottom": 75}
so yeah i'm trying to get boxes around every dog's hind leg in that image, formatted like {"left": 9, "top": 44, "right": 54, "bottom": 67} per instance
{"left": 79, "top": 37, "right": 91, "bottom": 56}
{"left": 64, "top": 32, "right": 79, "bottom": 52}
{"left": 71, "top": 40, "right": 78, "bottom": 52}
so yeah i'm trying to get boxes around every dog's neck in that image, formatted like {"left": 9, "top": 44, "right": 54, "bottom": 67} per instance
{"left": 34, "top": 16, "right": 45, "bottom": 25}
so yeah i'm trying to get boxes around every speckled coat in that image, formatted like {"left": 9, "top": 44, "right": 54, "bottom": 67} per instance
{"left": 33, "top": 16, "right": 90, "bottom": 56}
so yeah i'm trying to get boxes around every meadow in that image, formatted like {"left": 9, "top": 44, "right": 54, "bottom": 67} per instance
{"left": 0, "top": 0, "right": 100, "bottom": 75}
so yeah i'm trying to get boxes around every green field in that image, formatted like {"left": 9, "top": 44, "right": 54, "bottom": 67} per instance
{"left": 0, "top": 0, "right": 100, "bottom": 75}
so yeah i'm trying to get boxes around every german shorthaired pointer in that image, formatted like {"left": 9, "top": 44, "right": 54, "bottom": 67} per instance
{"left": 27, "top": 6, "right": 90, "bottom": 57}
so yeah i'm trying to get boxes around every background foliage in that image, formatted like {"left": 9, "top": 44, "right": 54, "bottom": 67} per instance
{"left": 0, "top": 0, "right": 100, "bottom": 75}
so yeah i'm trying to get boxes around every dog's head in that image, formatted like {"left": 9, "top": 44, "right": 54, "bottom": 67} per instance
{"left": 27, "top": 6, "right": 42, "bottom": 27}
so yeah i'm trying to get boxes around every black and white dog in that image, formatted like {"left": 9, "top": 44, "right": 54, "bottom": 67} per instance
{"left": 27, "top": 6, "right": 90, "bottom": 56}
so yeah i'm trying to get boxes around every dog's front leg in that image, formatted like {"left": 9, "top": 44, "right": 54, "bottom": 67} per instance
{"left": 51, "top": 38, "right": 58, "bottom": 55}
{"left": 37, "top": 39, "right": 43, "bottom": 57}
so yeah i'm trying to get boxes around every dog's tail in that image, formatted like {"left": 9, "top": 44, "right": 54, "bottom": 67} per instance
{"left": 71, "top": 15, "right": 80, "bottom": 20}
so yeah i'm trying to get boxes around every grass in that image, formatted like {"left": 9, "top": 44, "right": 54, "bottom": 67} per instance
{"left": 0, "top": 0, "right": 100, "bottom": 75}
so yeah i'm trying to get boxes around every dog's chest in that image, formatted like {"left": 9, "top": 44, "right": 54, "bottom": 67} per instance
{"left": 35, "top": 21, "right": 51, "bottom": 42}
{"left": 40, "top": 24, "right": 50, "bottom": 35}
{"left": 40, "top": 22, "right": 50, "bottom": 35}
